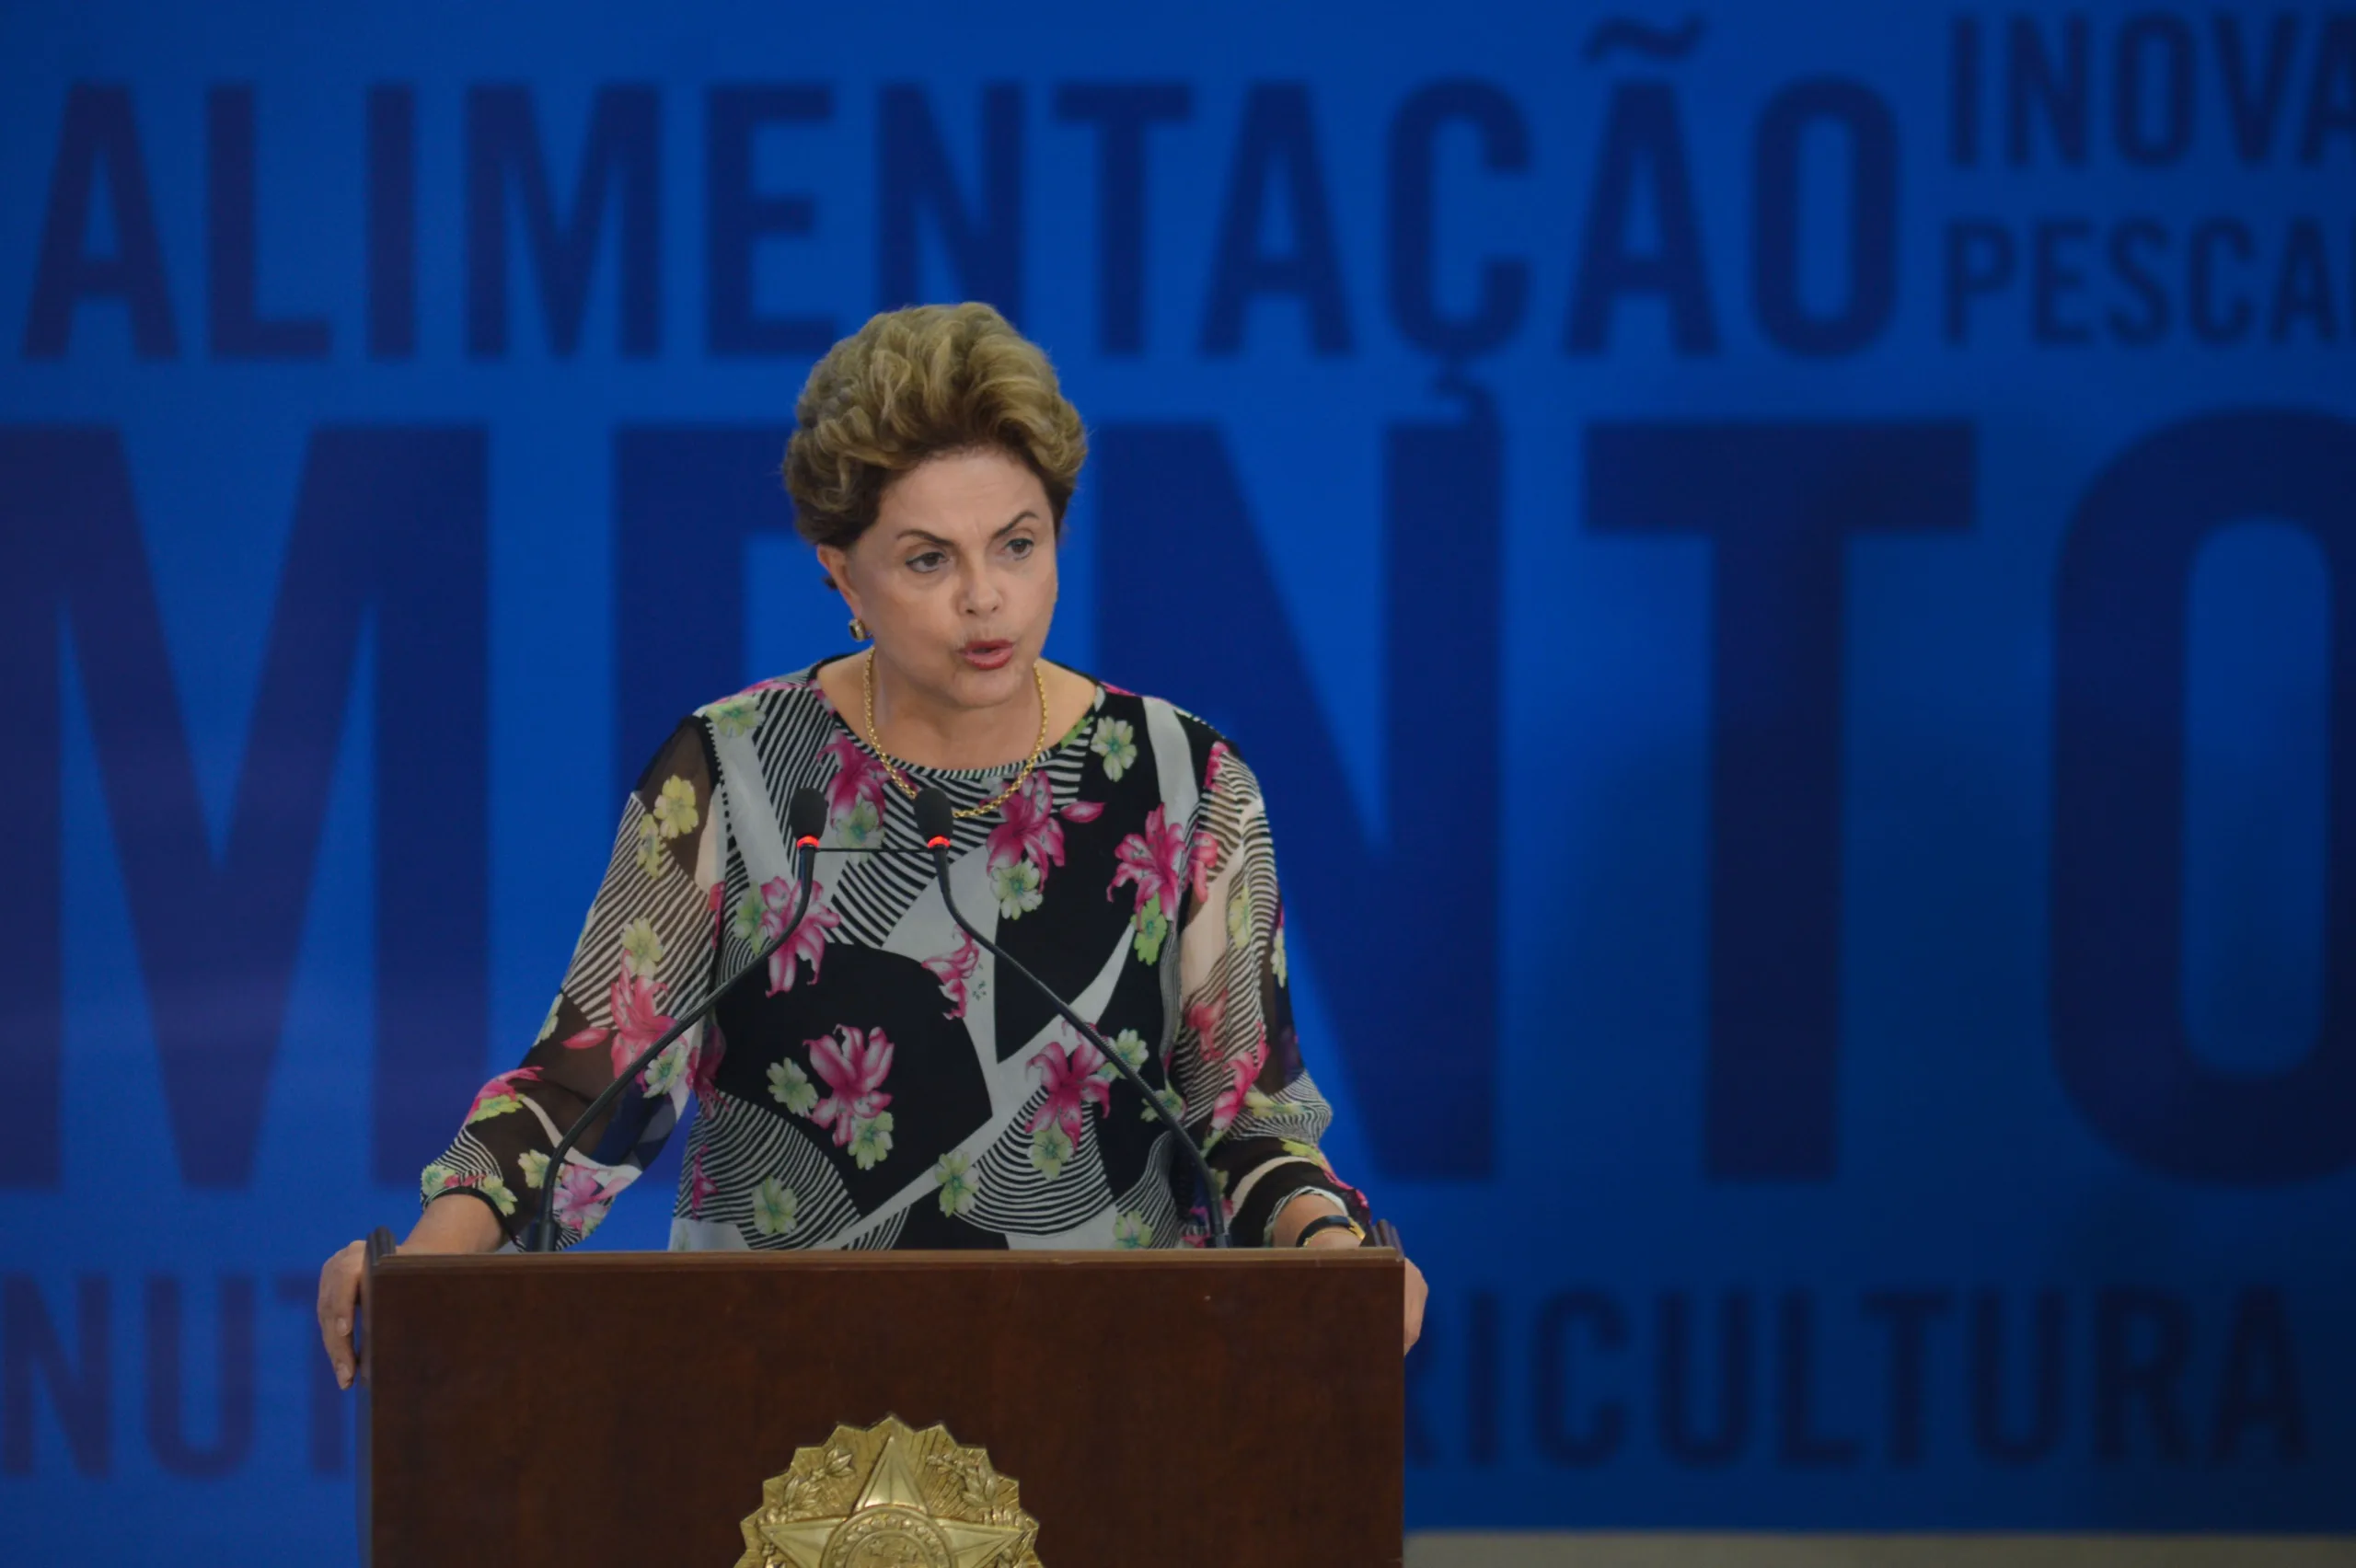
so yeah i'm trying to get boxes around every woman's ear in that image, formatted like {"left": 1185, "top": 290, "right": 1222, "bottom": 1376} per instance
{"left": 814, "top": 544, "right": 858, "bottom": 617}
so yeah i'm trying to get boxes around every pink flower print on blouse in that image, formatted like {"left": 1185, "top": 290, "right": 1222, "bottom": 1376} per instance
{"left": 463, "top": 1066, "right": 544, "bottom": 1125}
{"left": 707, "top": 881, "right": 727, "bottom": 951}
{"left": 1187, "top": 830, "right": 1218, "bottom": 902}
{"left": 1109, "top": 805, "right": 1184, "bottom": 919}
{"left": 690, "top": 1021, "right": 726, "bottom": 1109}
{"left": 808, "top": 1025, "right": 895, "bottom": 1147}
{"left": 986, "top": 772, "right": 1105, "bottom": 894}
{"left": 922, "top": 929, "right": 982, "bottom": 1020}
{"left": 1210, "top": 1031, "right": 1270, "bottom": 1135}
{"left": 1205, "top": 739, "right": 1231, "bottom": 792}
{"left": 685, "top": 1145, "right": 716, "bottom": 1217}
{"left": 1110, "top": 805, "right": 1219, "bottom": 915}
{"left": 818, "top": 732, "right": 890, "bottom": 831}
{"left": 561, "top": 965, "right": 676, "bottom": 1078}
{"left": 758, "top": 875, "right": 841, "bottom": 995}
{"left": 1109, "top": 804, "right": 1213, "bottom": 963}
{"left": 1027, "top": 1034, "right": 1111, "bottom": 1146}
{"left": 552, "top": 1160, "right": 626, "bottom": 1233}
{"left": 1184, "top": 993, "right": 1228, "bottom": 1059}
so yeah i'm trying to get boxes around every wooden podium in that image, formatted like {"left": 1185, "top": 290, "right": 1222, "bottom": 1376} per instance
{"left": 359, "top": 1245, "right": 1403, "bottom": 1566}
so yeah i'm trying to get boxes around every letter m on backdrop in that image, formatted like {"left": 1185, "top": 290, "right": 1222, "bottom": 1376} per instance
{"left": 0, "top": 428, "right": 487, "bottom": 1187}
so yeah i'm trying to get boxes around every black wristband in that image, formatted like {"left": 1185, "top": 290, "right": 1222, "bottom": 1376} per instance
{"left": 1294, "top": 1212, "right": 1365, "bottom": 1247}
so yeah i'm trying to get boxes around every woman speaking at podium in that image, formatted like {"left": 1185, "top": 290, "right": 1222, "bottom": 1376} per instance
{"left": 318, "top": 303, "right": 1425, "bottom": 1381}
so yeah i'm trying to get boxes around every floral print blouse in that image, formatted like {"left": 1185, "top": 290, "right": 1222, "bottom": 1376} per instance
{"left": 421, "top": 660, "right": 1371, "bottom": 1251}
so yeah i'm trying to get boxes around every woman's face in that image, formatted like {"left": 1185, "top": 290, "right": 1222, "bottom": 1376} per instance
{"left": 818, "top": 446, "right": 1059, "bottom": 712}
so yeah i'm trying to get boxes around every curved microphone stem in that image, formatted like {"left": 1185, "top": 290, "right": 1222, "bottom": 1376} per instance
{"left": 924, "top": 842, "right": 1232, "bottom": 1250}
{"left": 524, "top": 843, "right": 818, "bottom": 1252}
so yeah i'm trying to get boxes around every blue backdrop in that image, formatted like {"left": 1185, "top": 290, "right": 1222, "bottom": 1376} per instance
{"left": 3, "top": 0, "right": 2352, "bottom": 1558}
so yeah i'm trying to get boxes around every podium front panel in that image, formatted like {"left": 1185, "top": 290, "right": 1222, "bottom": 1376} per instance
{"left": 363, "top": 1249, "right": 1403, "bottom": 1567}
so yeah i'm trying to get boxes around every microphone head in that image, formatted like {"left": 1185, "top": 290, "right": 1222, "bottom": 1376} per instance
{"left": 787, "top": 787, "right": 826, "bottom": 847}
{"left": 914, "top": 787, "right": 956, "bottom": 848}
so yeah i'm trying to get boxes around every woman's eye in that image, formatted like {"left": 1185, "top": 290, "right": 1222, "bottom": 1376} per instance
{"left": 907, "top": 551, "right": 945, "bottom": 572}
{"left": 1004, "top": 536, "right": 1034, "bottom": 559}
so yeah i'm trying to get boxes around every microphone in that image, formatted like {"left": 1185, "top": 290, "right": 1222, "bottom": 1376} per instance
{"left": 524, "top": 786, "right": 828, "bottom": 1251}
{"left": 916, "top": 788, "right": 1232, "bottom": 1249}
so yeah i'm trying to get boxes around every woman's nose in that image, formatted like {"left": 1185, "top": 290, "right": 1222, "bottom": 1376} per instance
{"left": 958, "top": 565, "right": 1005, "bottom": 615}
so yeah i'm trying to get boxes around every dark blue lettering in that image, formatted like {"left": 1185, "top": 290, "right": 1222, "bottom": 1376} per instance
{"left": 465, "top": 85, "right": 661, "bottom": 357}
{"left": 366, "top": 85, "right": 417, "bottom": 359}
{"left": 1944, "top": 219, "right": 2015, "bottom": 341}
{"left": 144, "top": 1275, "right": 253, "bottom": 1477}
{"left": 0, "top": 427, "right": 489, "bottom": 1186}
{"left": 2, "top": 1275, "right": 109, "bottom": 1475}
{"left": 1863, "top": 1290, "right": 1950, "bottom": 1464}
{"left": 1094, "top": 400, "right": 1502, "bottom": 1177}
{"left": 2032, "top": 218, "right": 2094, "bottom": 345}
{"left": 22, "top": 84, "right": 178, "bottom": 359}
{"left": 1586, "top": 423, "right": 1974, "bottom": 1178}
{"left": 1657, "top": 1293, "right": 1751, "bottom": 1466}
{"left": 2182, "top": 519, "right": 2327, "bottom": 1072}
{"left": 1201, "top": 84, "right": 1352, "bottom": 354}
{"left": 206, "top": 86, "right": 330, "bottom": 360}
{"left": 2189, "top": 218, "right": 2256, "bottom": 341}
{"left": 1969, "top": 1290, "right": 2066, "bottom": 1464}
{"left": 1387, "top": 80, "right": 1530, "bottom": 360}
{"left": 2298, "top": 17, "right": 2356, "bottom": 163}
{"left": 1053, "top": 83, "right": 1192, "bottom": 356}
{"left": 1533, "top": 1291, "right": 1625, "bottom": 1466}
{"left": 1467, "top": 1288, "right": 1502, "bottom": 1463}
{"left": 2006, "top": 14, "right": 2091, "bottom": 165}
{"left": 878, "top": 84, "right": 1023, "bottom": 320}
{"left": 706, "top": 85, "right": 835, "bottom": 356}
{"left": 2053, "top": 411, "right": 2356, "bottom": 1182}
{"left": 1777, "top": 1291, "right": 1863, "bottom": 1466}
{"left": 1951, "top": 16, "right": 1983, "bottom": 166}
{"left": 1565, "top": 83, "right": 1716, "bottom": 354}
{"left": 2212, "top": 1287, "right": 2306, "bottom": 1461}
{"left": 2107, "top": 216, "right": 2170, "bottom": 343}
{"left": 2215, "top": 13, "right": 2300, "bottom": 163}
{"left": 2270, "top": 217, "right": 2338, "bottom": 340}
{"left": 2094, "top": 1288, "right": 2193, "bottom": 1462}
{"left": 612, "top": 427, "right": 798, "bottom": 793}
{"left": 1751, "top": 79, "right": 1898, "bottom": 357}
{"left": 2114, "top": 14, "right": 2196, "bottom": 167}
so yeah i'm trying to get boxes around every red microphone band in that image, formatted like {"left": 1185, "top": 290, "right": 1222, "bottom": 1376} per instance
{"left": 924, "top": 835, "right": 953, "bottom": 849}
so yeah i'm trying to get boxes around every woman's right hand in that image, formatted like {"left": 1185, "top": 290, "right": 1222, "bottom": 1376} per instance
{"left": 316, "top": 1194, "right": 505, "bottom": 1389}
{"left": 314, "top": 1239, "right": 373, "bottom": 1390}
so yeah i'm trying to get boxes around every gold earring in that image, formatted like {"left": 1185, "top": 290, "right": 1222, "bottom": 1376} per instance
{"left": 848, "top": 617, "right": 869, "bottom": 641}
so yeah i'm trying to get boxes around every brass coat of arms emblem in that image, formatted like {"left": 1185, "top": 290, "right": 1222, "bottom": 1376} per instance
{"left": 733, "top": 1416, "right": 1044, "bottom": 1568}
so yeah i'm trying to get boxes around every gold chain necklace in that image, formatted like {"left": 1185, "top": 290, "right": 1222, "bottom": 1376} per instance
{"left": 862, "top": 648, "right": 1051, "bottom": 820}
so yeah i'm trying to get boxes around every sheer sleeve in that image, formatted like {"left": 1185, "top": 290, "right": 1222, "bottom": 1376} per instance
{"left": 417, "top": 716, "right": 725, "bottom": 1247}
{"left": 1170, "top": 741, "right": 1372, "bottom": 1246}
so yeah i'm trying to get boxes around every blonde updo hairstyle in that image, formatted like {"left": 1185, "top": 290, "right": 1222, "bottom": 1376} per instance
{"left": 783, "top": 302, "right": 1089, "bottom": 555}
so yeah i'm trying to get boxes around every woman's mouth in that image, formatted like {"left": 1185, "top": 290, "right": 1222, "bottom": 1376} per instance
{"left": 959, "top": 640, "right": 1014, "bottom": 671}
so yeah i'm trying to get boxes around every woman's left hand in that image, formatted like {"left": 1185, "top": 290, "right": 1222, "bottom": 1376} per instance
{"left": 1399, "top": 1252, "right": 1428, "bottom": 1352}
{"left": 1299, "top": 1223, "right": 1428, "bottom": 1353}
